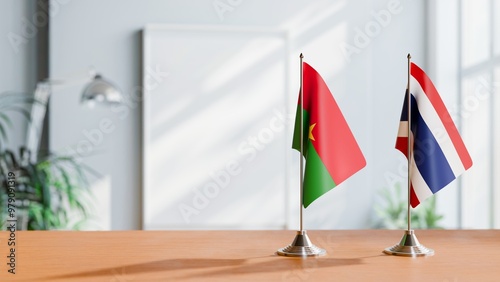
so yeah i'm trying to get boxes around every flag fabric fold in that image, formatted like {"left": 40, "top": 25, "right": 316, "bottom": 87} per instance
{"left": 293, "top": 62, "right": 366, "bottom": 208}
{"left": 396, "top": 62, "right": 473, "bottom": 208}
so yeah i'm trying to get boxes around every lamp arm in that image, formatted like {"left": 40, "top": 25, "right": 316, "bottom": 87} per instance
{"left": 25, "top": 82, "right": 51, "bottom": 162}
{"left": 25, "top": 67, "right": 96, "bottom": 161}
{"left": 44, "top": 67, "right": 96, "bottom": 89}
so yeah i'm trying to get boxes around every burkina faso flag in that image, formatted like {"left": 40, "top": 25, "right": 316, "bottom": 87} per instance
{"left": 292, "top": 62, "right": 366, "bottom": 208}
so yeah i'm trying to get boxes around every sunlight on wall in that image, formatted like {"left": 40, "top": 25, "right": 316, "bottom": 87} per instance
{"left": 461, "top": 74, "right": 492, "bottom": 228}
{"left": 143, "top": 0, "right": 425, "bottom": 230}
{"left": 144, "top": 27, "right": 288, "bottom": 229}
{"left": 461, "top": 0, "right": 490, "bottom": 68}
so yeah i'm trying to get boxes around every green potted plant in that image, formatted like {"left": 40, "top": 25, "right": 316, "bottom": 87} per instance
{"left": 373, "top": 182, "right": 444, "bottom": 229}
{"left": 0, "top": 92, "right": 94, "bottom": 230}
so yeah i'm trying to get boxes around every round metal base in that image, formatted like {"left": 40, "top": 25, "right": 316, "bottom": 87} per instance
{"left": 383, "top": 230, "right": 434, "bottom": 257}
{"left": 277, "top": 230, "right": 326, "bottom": 257}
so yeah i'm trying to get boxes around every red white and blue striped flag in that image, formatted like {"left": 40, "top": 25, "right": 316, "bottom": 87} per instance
{"left": 396, "top": 62, "right": 473, "bottom": 208}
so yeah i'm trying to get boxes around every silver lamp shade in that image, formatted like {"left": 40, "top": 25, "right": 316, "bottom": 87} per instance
{"left": 81, "top": 74, "right": 122, "bottom": 106}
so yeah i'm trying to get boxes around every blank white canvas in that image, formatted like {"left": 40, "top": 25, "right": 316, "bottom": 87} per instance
{"left": 142, "top": 25, "right": 290, "bottom": 229}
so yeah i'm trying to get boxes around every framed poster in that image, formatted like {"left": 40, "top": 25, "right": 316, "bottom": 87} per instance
{"left": 142, "top": 24, "right": 291, "bottom": 229}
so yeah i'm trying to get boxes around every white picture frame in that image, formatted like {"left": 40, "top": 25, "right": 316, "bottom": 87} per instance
{"left": 142, "top": 24, "right": 291, "bottom": 230}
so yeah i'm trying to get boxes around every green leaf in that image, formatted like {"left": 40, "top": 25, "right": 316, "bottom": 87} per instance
{"left": 0, "top": 123, "right": 7, "bottom": 143}
{"left": 0, "top": 112, "right": 13, "bottom": 127}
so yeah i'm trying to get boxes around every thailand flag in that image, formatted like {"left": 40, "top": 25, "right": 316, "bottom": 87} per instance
{"left": 396, "top": 62, "right": 473, "bottom": 208}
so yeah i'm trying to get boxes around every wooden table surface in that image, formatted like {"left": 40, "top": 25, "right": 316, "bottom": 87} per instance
{"left": 0, "top": 230, "right": 499, "bottom": 281}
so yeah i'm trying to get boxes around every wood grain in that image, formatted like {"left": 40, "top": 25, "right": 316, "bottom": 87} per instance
{"left": 0, "top": 230, "right": 499, "bottom": 281}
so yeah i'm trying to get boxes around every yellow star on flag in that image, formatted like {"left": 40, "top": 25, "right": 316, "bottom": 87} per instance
{"left": 309, "top": 123, "right": 316, "bottom": 141}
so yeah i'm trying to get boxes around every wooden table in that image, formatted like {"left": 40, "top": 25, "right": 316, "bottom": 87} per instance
{"left": 0, "top": 230, "right": 499, "bottom": 281}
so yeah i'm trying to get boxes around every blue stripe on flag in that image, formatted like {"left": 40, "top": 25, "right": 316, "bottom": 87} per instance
{"left": 399, "top": 91, "right": 409, "bottom": 121}
{"left": 412, "top": 98, "right": 456, "bottom": 193}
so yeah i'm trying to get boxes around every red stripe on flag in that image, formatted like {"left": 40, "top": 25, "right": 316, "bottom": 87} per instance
{"left": 410, "top": 184, "right": 420, "bottom": 208}
{"left": 302, "top": 63, "right": 366, "bottom": 184}
{"left": 395, "top": 136, "right": 408, "bottom": 157}
{"left": 410, "top": 63, "right": 473, "bottom": 170}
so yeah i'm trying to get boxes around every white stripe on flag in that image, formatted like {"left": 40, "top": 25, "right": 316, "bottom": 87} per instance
{"left": 410, "top": 157, "right": 434, "bottom": 201}
{"left": 398, "top": 121, "right": 408, "bottom": 137}
{"left": 410, "top": 76, "right": 466, "bottom": 177}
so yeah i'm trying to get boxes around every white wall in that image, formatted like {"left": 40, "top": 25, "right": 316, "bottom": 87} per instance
{"left": 0, "top": 0, "right": 37, "bottom": 150}
{"left": 49, "top": 0, "right": 426, "bottom": 230}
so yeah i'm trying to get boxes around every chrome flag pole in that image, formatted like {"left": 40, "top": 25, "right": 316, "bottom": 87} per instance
{"left": 277, "top": 53, "right": 326, "bottom": 257}
{"left": 383, "top": 54, "right": 434, "bottom": 257}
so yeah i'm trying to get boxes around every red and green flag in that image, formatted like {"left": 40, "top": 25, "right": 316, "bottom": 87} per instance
{"left": 293, "top": 62, "right": 366, "bottom": 208}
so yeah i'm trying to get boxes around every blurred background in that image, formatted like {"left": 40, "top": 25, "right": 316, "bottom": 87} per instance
{"left": 0, "top": 0, "right": 498, "bottom": 230}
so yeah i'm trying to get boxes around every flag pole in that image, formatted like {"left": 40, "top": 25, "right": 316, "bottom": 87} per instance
{"left": 406, "top": 53, "right": 412, "bottom": 232}
{"left": 383, "top": 53, "right": 434, "bottom": 257}
{"left": 277, "top": 53, "right": 325, "bottom": 257}
{"left": 299, "top": 53, "right": 304, "bottom": 232}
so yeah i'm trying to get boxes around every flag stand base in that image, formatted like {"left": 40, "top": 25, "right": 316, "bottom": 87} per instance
{"left": 383, "top": 230, "right": 434, "bottom": 257}
{"left": 277, "top": 230, "right": 326, "bottom": 257}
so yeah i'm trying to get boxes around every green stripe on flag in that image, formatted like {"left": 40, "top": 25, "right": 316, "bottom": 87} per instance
{"left": 292, "top": 106, "right": 309, "bottom": 156}
{"left": 292, "top": 105, "right": 337, "bottom": 207}
{"left": 303, "top": 142, "right": 337, "bottom": 208}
